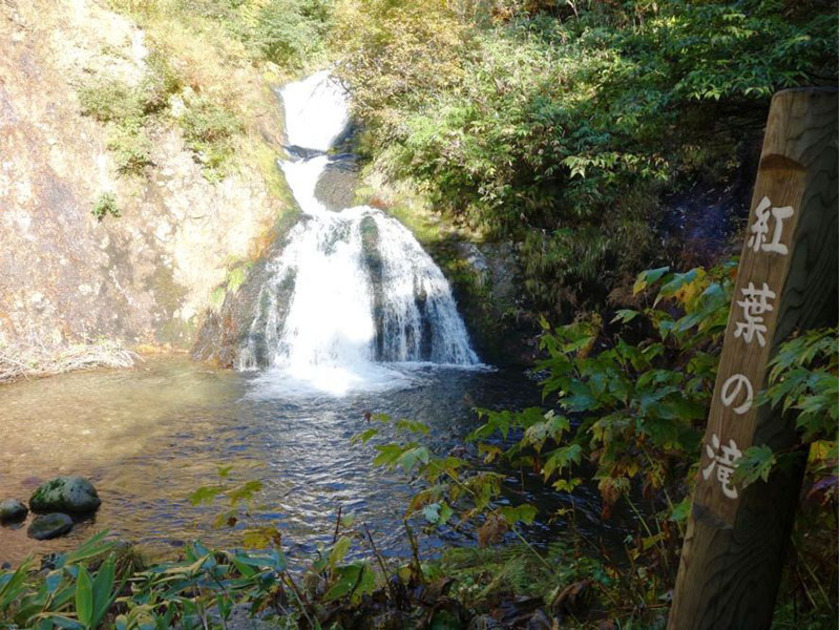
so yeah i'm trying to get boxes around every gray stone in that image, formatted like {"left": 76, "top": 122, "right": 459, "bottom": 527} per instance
{"left": 314, "top": 155, "right": 359, "bottom": 212}
{"left": 29, "top": 476, "right": 101, "bottom": 513}
{"left": 27, "top": 513, "right": 73, "bottom": 540}
{"left": 0, "top": 499, "right": 28, "bottom": 522}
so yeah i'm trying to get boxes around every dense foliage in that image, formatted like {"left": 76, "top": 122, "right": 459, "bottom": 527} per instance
{"left": 333, "top": 0, "right": 838, "bottom": 315}
{"left": 358, "top": 260, "right": 838, "bottom": 626}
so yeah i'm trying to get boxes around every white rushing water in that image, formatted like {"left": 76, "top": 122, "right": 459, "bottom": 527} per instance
{"left": 240, "top": 71, "right": 480, "bottom": 396}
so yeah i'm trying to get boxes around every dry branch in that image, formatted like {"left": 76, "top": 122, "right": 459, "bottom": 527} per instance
{"left": 0, "top": 340, "right": 139, "bottom": 384}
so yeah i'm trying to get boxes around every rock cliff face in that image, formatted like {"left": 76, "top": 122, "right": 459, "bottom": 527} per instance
{"left": 0, "top": 0, "right": 287, "bottom": 352}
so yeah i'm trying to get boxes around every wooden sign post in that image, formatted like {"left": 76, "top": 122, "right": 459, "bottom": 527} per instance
{"left": 668, "top": 87, "right": 838, "bottom": 629}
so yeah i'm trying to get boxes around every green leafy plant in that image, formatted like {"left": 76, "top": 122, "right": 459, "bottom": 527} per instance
{"left": 106, "top": 127, "right": 155, "bottom": 176}
{"left": 188, "top": 466, "right": 281, "bottom": 549}
{"left": 179, "top": 96, "right": 243, "bottom": 181}
{"left": 473, "top": 261, "right": 735, "bottom": 516}
{"left": 0, "top": 531, "right": 119, "bottom": 629}
{"left": 91, "top": 192, "right": 121, "bottom": 222}
{"left": 78, "top": 80, "right": 146, "bottom": 124}
{"left": 354, "top": 414, "right": 539, "bottom": 545}
{"left": 735, "top": 327, "right": 839, "bottom": 491}
{"left": 78, "top": 50, "right": 182, "bottom": 179}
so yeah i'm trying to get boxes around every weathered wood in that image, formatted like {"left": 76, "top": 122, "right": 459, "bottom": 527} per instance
{"left": 668, "top": 88, "right": 838, "bottom": 630}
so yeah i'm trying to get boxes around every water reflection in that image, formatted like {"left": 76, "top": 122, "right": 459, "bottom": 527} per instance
{"left": 0, "top": 356, "right": 542, "bottom": 565}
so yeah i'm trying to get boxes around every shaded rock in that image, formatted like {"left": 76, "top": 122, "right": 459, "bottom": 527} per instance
{"left": 525, "top": 609, "right": 553, "bottom": 630}
{"left": 550, "top": 579, "right": 591, "bottom": 617}
{"left": 29, "top": 476, "right": 101, "bottom": 513}
{"left": 0, "top": 499, "right": 28, "bottom": 522}
{"left": 468, "top": 614, "right": 506, "bottom": 630}
{"left": 27, "top": 513, "right": 73, "bottom": 540}
{"left": 427, "top": 597, "right": 468, "bottom": 629}
{"left": 366, "top": 610, "right": 404, "bottom": 630}
{"left": 285, "top": 144, "right": 323, "bottom": 160}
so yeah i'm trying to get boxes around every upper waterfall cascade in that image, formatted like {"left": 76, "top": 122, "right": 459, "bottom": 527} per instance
{"left": 239, "top": 71, "right": 480, "bottom": 395}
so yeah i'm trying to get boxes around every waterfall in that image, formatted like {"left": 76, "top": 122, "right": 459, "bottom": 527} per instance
{"left": 240, "top": 71, "right": 480, "bottom": 396}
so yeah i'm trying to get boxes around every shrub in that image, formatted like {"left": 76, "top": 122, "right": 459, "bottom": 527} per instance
{"left": 254, "top": 0, "right": 332, "bottom": 69}
{"left": 78, "top": 51, "right": 183, "bottom": 178}
{"left": 78, "top": 79, "right": 145, "bottom": 124}
{"left": 142, "top": 49, "right": 183, "bottom": 113}
{"left": 106, "top": 126, "right": 155, "bottom": 176}
{"left": 179, "top": 96, "right": 243, "bottom": 180}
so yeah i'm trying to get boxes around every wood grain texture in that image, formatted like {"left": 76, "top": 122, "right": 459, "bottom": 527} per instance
{"left": 668, "top": 88, "right": 838, "bottom": 630}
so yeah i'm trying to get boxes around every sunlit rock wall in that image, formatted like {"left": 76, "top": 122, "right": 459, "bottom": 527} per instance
{"left": 0, "top": 0, "right": 288, "bottom": 350}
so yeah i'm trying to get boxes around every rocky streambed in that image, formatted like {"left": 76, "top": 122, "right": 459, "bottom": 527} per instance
{"left": 1, "top": 475, "right": 101, "bottom": 542}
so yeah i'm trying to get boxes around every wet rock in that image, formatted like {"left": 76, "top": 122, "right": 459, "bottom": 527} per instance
{"left": 0, "top": 499, "right": 28, "bottom": 522}
{"left": 27, "top": 513, "right": 73, "bottom": 540}
{"left": 285, "top": 144, "right": 323, "bottom": 160}
{"left": 29, "top": 476, "right": 101, "bottom": 513}
{"left": 315, "top": 155, "right": 359, "bottom": 212}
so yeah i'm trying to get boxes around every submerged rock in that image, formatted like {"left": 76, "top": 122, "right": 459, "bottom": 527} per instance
{"left": 27, "top": 513, "right": 73, "bottom": 540}
{"left": 29, "top": 476, "right": 101, "bottom": 513}
{"left": 0, "top": 499, "right": 28, "bottom": 522}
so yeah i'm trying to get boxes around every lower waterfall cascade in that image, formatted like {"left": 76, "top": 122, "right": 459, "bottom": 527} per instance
{"left": 238, "top": 71, "right": 481, "bottom": 395}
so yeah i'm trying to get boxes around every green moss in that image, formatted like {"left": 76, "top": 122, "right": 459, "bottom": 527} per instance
{"left": 226, "top": 264, "right": 251, "bottom": 294}
{"left": 210, "top": 285, "right": 227, "bottom": 312}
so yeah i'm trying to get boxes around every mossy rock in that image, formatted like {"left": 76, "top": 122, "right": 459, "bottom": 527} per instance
{"left": 27, "top": 513, "right": 73, "bottom": 540}
{"left": 0, "top": 499, "right": 28, "bottom": 522}
{"left": 29, "top": 476, "right": 101, "bottom": 514}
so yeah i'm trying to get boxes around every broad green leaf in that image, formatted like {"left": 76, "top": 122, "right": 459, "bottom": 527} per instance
{"left": 612, "top": 309, "right": 640, "bottom": 324}
{"left": 324, "top": 564, "right": 375, "bottom": 603}
{"left": 395, "top": 419, "right": 430, "bottom": 435}
{"left": 396, "top": 446, "right": 431, "bottom": 473}
{"left": 75, "top": 566, "right": 93, "bottom": 628}
{"left": 227, "top": 480, "right": 263, "bottom": 504}
{"left": 733, "top": 445, "right": 776, "bottom": 486}
{"left": 633, "top": 266, "right": 669, "bottom": 295}
{"left": 499, "top": 504, "right": 538, "bottom": 525}
{"left": 92, "top": 557, "right": 116, "bottom": 626}
{"left": 188, "top": 486, "right": 223, "bottom": 506}
{"left": 329, "top": 536, "right": 352, "bottom": 567}
{"left": 351, "top": 428, "right": 379, "bottom": 444}
{"left": 669, "top": 497, "right": 691, "bottom": 523}
{"left": 422, "top": 503, "right": 441, "bottom": 524}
